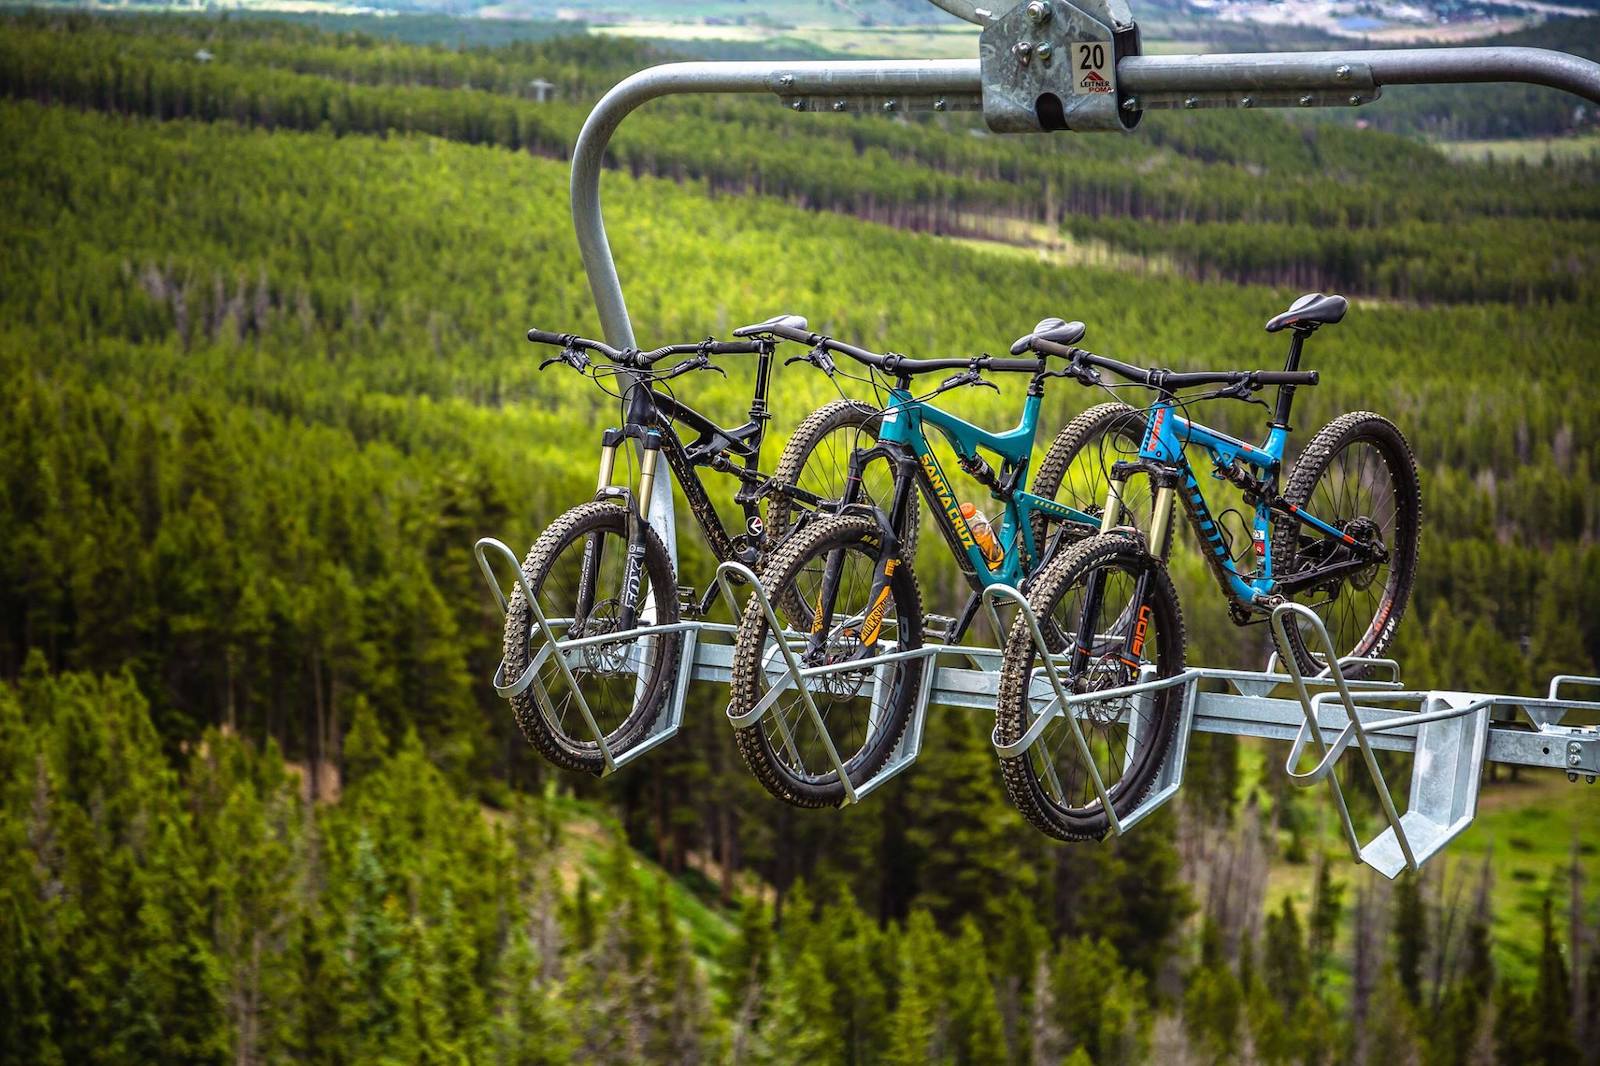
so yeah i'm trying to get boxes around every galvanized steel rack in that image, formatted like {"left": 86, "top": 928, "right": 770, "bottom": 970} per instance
{"left": 482, "top": 0, "right": 1600, "bottom": 877}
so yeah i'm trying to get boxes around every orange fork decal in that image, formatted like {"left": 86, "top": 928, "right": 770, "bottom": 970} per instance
{"left": 1129, "top": 604, "right": 1154, "bottom": 658}
{"left": 859, "top": 559, "right": 900, "bottom": 646}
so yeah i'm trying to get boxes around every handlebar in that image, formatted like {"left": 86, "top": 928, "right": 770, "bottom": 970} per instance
{"left": 748, "top": 318, "right": 1043, "bottom": 378}
{"left": 526, "top": 328, "right": 769, "bottom": 368}
{"left": 1027, "top": 336, "right": 1319, "bottom": 393}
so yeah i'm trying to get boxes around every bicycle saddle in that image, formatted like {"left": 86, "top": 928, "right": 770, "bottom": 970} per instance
{"left": 1009, "top": 317, "right": 1087, "bottom": 355}
{"left": 1265, "top": 292, "right": 1347, "bottom": 333}
{"left": 733, "top": 313, "right": 809, "bottom": 337}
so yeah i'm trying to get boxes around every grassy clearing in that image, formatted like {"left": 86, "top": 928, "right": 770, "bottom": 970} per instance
{"left": 539, "top": 789, "right": 737, "bottom": 963}
{"left": 1436, "top": 131, "right": 1600, "bottom": 163}
{"left": 591, "top": 20, "right": 981, "bottom": 58}
{"left": 1249, "top": 735, "right": 1600, "bottom": 989}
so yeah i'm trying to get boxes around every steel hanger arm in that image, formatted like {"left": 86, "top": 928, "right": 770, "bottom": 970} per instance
{"left": 1119, "top": 46, "right": 1600, "bottom": 104}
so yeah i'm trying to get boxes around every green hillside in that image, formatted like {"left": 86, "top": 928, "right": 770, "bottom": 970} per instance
{"left": 2, "top": 12, "right": 1599, "bottom": 1065}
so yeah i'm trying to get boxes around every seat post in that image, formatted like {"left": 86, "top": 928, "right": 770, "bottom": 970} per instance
{"left": 1273, "top": 327, "right": 1313, "bottom": 428}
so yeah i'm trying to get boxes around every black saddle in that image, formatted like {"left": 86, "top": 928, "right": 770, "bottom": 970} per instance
{"left": 1009, "top": 317, "right": 1087, "bottom": 355}
{"left": 733, "top": 313, "right": 808, "bottom": 337}
{"left": 1266, "top": 293, "right": 1347, "bottom": 333}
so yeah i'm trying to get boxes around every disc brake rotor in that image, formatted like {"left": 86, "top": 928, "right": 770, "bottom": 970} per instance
{"left": 1343, "top": 516, "right": 1382, "bottom": 591}
{"left": 813, "top": 629, "right": 870, "bottom": 700}
{"left": 1075, "top": 654, "right": 1136, "bottom": 728}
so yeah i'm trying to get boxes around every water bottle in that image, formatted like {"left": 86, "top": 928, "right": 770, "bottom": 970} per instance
{"left": 960, "top": 503, "right": 1003, "bottom": 569}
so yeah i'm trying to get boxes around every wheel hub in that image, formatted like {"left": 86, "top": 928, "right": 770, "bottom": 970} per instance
{"left": 813, "top": 629, "right": 870, "bottom": 700}
{"left": 1344, "top": 516, "right": 1382, "bottom": 591}
{"left": 1074, "top": 654, "right": 1136, "bottom": 728}
{"left": 575, "top": 599, "right": 632, "bottom": 675}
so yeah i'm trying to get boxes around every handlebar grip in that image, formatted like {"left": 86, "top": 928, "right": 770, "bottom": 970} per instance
{"left": 706, "top": 341, "right": 765, "bottom": 355}
{"left": 1254, "top": 371, "right": 1319, "bottom": 386}
{"left": 526, "top": 327, "right": 570, "bottom": 347}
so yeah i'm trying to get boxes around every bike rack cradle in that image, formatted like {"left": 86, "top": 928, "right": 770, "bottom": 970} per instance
{"left": 476, "top": 0, "right": 1600, "bottom": 872}
{"left": 479, "top": 542, "right": 1600, "bottom": 873}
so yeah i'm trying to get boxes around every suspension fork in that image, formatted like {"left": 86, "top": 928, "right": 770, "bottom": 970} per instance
{"left": 807, "top": 448, "right": 910, "bottom": 658}
{"left": 616, "top": 429, "right": 662, "bottom": 632}
{"left": 1067, "top": 475, "right": 1174, "bottom": 674}
{"left": 573, "top": 427, "right": 628, "bottom": 631}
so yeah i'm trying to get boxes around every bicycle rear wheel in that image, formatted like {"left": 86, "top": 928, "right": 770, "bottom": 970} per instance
{"left": 729, "top": 514, "right": 924, "bottom": 808}
{"left": 766, "top": 399, "right": 919, "bottom": 557}
{"left": 995, "top": 534, "right": 1185, "bottom": 840}
{"left": 502, "top": 501, "right": 683, "bottom": 774}
{"left": 1269, "top": 411, "right": 1420, "bottom": 678}
{"left": 1030, "top": 402, "right": 1152, "bottom": 559}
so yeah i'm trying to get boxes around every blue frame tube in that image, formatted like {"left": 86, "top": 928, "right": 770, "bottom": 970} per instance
{"left": 1140, "top": 401, "right": 1357, "bottom": 605}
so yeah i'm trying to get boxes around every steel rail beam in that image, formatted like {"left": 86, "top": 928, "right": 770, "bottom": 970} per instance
{"left": 1119, "top": 47, "right": 1600, "bottom": 102}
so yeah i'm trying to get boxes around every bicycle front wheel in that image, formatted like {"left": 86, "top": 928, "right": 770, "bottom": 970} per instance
{"left": 995, "top": 534, "right": 1185, "bottom": 840}
{"left": 502, "top": 501, "right": 683, "bottom": 774}
{"left": 729, "top": 515, "right": 924, "bottom": 807}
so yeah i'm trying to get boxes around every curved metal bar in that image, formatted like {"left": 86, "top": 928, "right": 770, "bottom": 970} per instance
{"left": 571, "top": 60, "right": 982, "bottom": 561}
{"left": 569, "top": 45, "right": 1600, "bottom": 559}
{"left": 1120, "top": 47, "right": 1600, "bottom": 104}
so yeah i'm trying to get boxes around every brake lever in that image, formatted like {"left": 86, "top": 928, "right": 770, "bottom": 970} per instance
{"left": 784, "top": 346, "right": 836, "bottom": 377}
{"left": 539, "top": 346, "right": 589, "bottom": 372}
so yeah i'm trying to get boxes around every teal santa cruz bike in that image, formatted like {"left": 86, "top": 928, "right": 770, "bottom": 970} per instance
{"left": 721, "top": 315, "right": 1108, "bottom": 807}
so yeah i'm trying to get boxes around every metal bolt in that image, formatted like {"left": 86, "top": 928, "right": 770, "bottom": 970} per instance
{"left": 1184, "top": 96, "right": 1198, "bottom": 109}
{"left": 1571, "top": 772, "right": 1580, "bottom": 782}
{"left": 1013, "top": 41, "right": 1033, "bottom": 65}
{"left": 832, "top": 99, "right": 847, "bottom": 112}
{"left": 1025, "top": 0, "right": 1051, "bottom": 23}
{"left": 883, "top": 99, "right": 897, "bottom": 112}
{"left": 1121, "top": 96, "right": 1139, "bottom": 111}
{"left": 1241, "top": 96, "right": 1254, "bottom": 108}
{"left": 1589, "top": 775, "right": 1596, "bottom": 784}
{"left": 1349, "top": 95, "right": 1362, "bottom": 106}
{"left": 1036, "top": 42, "right": 1054, "bottom": 63}
{"left": 933, "top": 98, "right": 947, "bottom": 111}
{"left": 1570, "top": 751, "right": 1582, "bottom": 766}
{"left": 1299, "top": 94, "right": 1314, "bottom": 107}
{"left": 792, "top": 99, "right": 806, "bottom": 111}
{"left": 1335, "top": 64, "right": 1352, "bottom": 80}
{"left": 779, "top": 73, "right": 794, "bottom": 88}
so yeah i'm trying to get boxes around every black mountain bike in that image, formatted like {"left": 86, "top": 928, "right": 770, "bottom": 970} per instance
{"left": 502, "top": 321, "right": 905, "bottom": 774}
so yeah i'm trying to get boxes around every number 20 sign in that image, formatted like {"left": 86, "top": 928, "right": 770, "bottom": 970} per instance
{"left": 1072, "top": 42, "right": 1115, "bottom": 95}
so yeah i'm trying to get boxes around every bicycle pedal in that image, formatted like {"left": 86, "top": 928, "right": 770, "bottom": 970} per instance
{"left": 677, "top": 585, "right": 701, "bottom": 616}
{"left": 925, "top": 614, "right": 959, "bottom": 642}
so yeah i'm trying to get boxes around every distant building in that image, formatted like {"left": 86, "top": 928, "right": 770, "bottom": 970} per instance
{"left": 528, "top": 78, "right": 556, "bottom": 103}
{"left": 194, "top": 49, "right": 214, "bottom": 63}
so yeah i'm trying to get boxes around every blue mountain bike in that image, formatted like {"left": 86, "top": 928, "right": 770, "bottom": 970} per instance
{"left": 723, "top": 315, "right": 1106, "bottom": 807}
{"left": 996, "top": 293, "right": 1421, "bottom": 839}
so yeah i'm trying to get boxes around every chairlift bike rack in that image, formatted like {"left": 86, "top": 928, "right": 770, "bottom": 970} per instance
{"left": 480, "top": 0, "right": 1600, "bottom": 875}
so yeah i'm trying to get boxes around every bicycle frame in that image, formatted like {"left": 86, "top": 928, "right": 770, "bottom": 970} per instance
{"left": 869, "top": 385, "right": 1098, "bottom": 587}
{"left": 583, "top": 347, "right": 831, "bottom": 623}
{"left": 1121, "top": 397, "right": 1386, "bottom": 612}
{"left": 806, "top": 378, "right": 1102, "bottom": 656}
